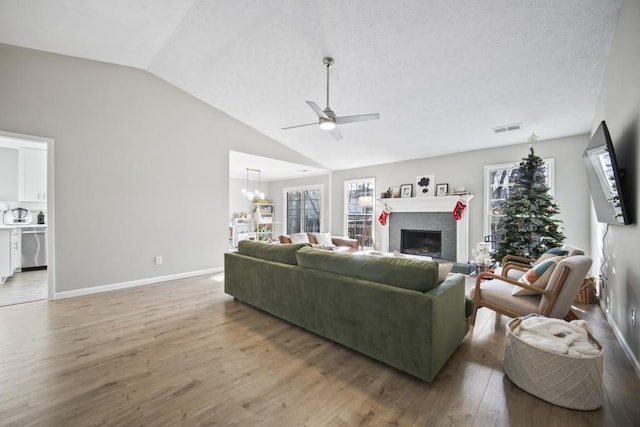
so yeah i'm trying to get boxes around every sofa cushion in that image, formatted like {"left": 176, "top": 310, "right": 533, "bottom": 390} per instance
{"left": 438, "top": 263, "right": 454, "bottom": 284}
{"left": 295, "top": 247, "right": 439, "bottom": 292}
{"left": 237, "top": 239, "right": 261, "bottom": 257}
{"left": 309, "top": 232, "right": 333, "bottom": 246}
{"left": 311, "top": 243, "right": 335, "bottom": 251}
{"left": 289, "top": 233, "right": 310, "bottom": 244}
{"left": 238, "top": 240, "right": 309, "bottom": 265}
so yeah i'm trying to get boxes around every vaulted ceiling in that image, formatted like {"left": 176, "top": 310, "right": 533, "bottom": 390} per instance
{"left": 0, "top": 0, "right": 622, "bottom": 171}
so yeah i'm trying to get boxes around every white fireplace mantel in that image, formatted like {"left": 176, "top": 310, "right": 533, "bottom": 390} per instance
{"left": 378, "top": 195, "right": 473, "bottom": 263}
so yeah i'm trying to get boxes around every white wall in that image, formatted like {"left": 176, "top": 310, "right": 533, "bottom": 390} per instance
{"left": 591, "top": 0, "right": 640, "bottom": 372}
{"left": 329, "top": 134, "right": 591, "bottom": 255}
{"left": 0, "top": 43, "right": 316, "bottom": 293}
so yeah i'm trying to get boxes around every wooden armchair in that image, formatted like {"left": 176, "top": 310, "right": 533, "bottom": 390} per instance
{"left": 470, "top": 255, "right": 592, "bottom": 325}
{"left": 500, "top": 244, "right": 585, "bottom": 279}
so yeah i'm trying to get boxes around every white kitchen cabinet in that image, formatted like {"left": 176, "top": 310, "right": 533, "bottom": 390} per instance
{"left": 10, "top": 228, "right": 20, "bottom": 273}
{"left": 19, "top": 147, "right": 47, "bottom": 202}
{"left": 0, "top": 229, "right": 11, "bottom": 284}
{"left": 0, "top": 228, "right": 21, "bottom": 284}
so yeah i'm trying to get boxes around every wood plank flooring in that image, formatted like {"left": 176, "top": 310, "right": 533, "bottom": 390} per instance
{"left": 0, "top": 273, "right": 638, "bottom": 426}
{"left": 0, "top": 269, "right": 47, "bottom": 307}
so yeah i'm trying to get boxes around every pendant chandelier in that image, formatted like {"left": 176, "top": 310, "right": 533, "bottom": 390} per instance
{"left": 241, "top": 168, "right": 265, "bottom": 201}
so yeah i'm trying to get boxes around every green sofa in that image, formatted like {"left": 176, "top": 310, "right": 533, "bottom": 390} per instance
{"left": 224, "top": 241, "right": 472, "bottom": 382}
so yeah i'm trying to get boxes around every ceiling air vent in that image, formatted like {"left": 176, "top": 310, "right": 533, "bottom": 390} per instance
{"left": 493, "top": 123, "right": 523, "bottom": 134}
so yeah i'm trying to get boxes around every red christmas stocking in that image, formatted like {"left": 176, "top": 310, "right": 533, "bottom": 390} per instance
{"left": 453, "top": 200, "right": 467, "bottom": 220}
{"left": 378, "top": 209, "right": 389, "bottom": 226}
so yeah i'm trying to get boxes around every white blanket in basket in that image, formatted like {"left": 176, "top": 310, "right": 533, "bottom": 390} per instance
{"left": 515, "top": 317, "right": 601, "bottom": 357}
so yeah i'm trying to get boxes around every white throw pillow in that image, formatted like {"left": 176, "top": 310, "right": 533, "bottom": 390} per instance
{"left": 289, "top": 233, "right": 310, "bottom": 244}
{"left": 310, "top": 232, "right": 333, "bottom": 246}
{"left": 438, "top": 263, "right": 454, "bottom": 283}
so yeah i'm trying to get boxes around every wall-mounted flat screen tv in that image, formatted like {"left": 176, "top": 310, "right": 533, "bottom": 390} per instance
{"left": 583, "top": 120, "right": 630, "bottom": 225}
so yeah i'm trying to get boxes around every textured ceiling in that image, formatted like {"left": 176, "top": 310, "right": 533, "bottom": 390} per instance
{"left": 0, "top": 0, "right": 623, "bottom": 172}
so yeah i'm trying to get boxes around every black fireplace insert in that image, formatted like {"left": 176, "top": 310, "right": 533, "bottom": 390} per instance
{"left": 400, "top": 229, "right": 442, "bottom": 258}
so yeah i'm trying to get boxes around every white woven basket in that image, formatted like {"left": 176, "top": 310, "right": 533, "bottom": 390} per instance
{"left": 503, "top": 317, "right": 604, "bottom": 410}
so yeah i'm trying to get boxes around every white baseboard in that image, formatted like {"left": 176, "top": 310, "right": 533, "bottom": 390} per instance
{"left": 53, "top": 267, "right": 224, "bottom": 300}
{"left": 600, "top": 301, "right": 640, "bottom": 379}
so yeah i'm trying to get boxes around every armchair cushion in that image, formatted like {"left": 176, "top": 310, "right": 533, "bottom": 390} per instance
{"left": 514, "top": 257, "right": 562, "bottom": 296}
{"left": 561, "top": 244, "right": 585, "bottom": 256}
{"left": 540, "top": 256, "right": 593, "bottom": 318}
{"left": 544, "top": 247, "right": 569, "bottom": 256}
{"left": 477, "top": 279, "right": 541, "bottom": 315}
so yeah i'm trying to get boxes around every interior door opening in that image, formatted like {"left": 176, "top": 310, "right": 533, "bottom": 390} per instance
{"left": 0, "top": 131, "right": 53, "bottom": 306}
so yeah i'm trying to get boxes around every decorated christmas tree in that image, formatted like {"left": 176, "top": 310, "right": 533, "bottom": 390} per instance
{"left": 494, "top": 134, "right": 565, "bottom": 262}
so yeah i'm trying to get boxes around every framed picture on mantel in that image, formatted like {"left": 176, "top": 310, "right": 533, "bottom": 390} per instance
{"left": 436, "top": 183, "right": 449, "bottom": 196}
{"left": 415, "top": 175, "right": 435, "bottom": 197}
{"left": 400, "top": 184, "right": 413, "bottom": 198}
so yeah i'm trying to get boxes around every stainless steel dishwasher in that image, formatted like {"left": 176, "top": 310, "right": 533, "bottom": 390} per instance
{"left": 21, "top": 227, "right": 47, "bottom": 270}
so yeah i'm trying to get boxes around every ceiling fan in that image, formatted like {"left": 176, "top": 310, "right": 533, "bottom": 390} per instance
{"left": 282, "top": 57, "right": 380, "bottom": 140}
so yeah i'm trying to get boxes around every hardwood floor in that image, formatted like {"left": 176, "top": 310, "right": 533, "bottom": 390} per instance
{"left": 0, "top": 269, "right": 47, "bottom": 307}
{"left": 0, "top": 274, "right": 638, "bottom": 426}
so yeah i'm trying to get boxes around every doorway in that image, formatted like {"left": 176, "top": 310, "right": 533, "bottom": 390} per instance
{"left": 0, "top": 131, "right": 54, "bottom": 306}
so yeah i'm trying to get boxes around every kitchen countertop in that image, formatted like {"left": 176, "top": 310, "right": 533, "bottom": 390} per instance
{"left": 0, "top": 224, "right": 47, "bottom": 229}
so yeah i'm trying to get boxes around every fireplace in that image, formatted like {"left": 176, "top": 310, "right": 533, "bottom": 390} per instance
{"left": 379, "top": 195, "right": 473, "bottom": 263}
{"left": 401, "top": 229, "right": 442, "bottom": 258}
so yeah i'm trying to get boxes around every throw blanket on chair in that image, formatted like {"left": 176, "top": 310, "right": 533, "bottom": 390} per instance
{"left": 514, "top": 316, "right": 601, "bottom": 357}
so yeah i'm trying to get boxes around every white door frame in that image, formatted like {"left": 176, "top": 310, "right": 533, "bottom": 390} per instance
{"left": 0, "top": 130, "right": 55, "bottom": 300}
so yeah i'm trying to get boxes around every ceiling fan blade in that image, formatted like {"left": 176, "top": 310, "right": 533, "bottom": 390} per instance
{"left": 329, "top": 126, "right": 343, "bottom": 140}
{"left": 335, "top": 113, "right": 380, "bottom": 125}
{"left": 306, "top": 101, "right": 329, "bottom": 119}
{"left": 282, "top": 122, "right": 318, "bottom": 130}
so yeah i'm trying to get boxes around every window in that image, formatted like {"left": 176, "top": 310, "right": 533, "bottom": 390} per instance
{"left": 484, "top": 159, "right": 555, "bottom": 251}
{"left": 284, "top": 185, "right": 323, "bottom": 234}
{"left": 344, "top": 178, "right": 375, "bottom": 248}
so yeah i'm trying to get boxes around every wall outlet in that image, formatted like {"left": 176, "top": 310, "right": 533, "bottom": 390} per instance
{"left": 631, "top": 309, "right": 636, "bottom": 327}
{"left": 154, "top": 256, "right": 162, "bottom": 265}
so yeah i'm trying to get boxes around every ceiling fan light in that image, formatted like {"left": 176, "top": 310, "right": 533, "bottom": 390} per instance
{"left": 319, "top": 119, "right": 336, "bottom": 130}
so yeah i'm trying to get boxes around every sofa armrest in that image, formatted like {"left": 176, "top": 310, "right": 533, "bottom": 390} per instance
{"left": 426, "top": 273, "right": 468, "bottom": 379}
{"left": 331, "top": 236, "right": 358, "bottom": 249}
